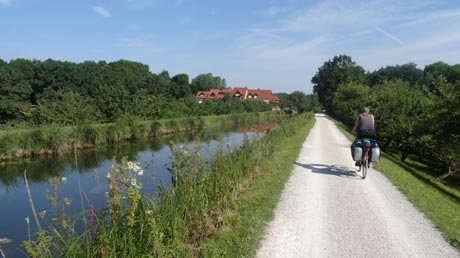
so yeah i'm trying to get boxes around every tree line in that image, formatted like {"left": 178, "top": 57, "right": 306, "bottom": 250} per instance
{"left": 312, "top": 55, "right": 460, "bottom": 179}
{"left": 0, "top": 58, "right": 283, "bottom": 126}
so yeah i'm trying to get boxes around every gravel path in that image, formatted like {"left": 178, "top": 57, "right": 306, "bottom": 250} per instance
{"left": 255, "top": 114, "right": 460, "bottom": 258}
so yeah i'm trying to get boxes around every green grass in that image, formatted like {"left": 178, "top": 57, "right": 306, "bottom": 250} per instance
{"left": 329, "top": 116, "right": 460, "bottom": 248}
{"left": 201, "top": 114, "right": 315, "bottom": 257}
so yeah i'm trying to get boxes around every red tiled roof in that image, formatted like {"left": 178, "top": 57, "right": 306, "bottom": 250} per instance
{"left": 231, "top": 87, "right": 248, "bottom": 99}
{"left": 196, "top": 87, "right": 279, "bottom": 102}
{"left": 196, "top": 89, "right": 231, "bottom": 99}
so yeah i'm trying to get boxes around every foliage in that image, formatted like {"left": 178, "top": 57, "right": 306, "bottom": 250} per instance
{"left": 332, "top": 82, "right": 371, "bottom": 124}
{"left": 284, "top": 91, "right": 310, "bottom": 113}
{"left": 311, "top": 55, "right": 366, "bottom": 112}
{"left": 0, "top": 59, "right": 234, "bottom": 125}
{"left": 190, "top": 73, "right": 226, "bottom": 93}
{"left": 424, "top": 78, "right": 460, "bottom": 178}
{"left": 367, "top": 63, "right": 424, "bottom": 88}
{"left": 318, "top": 54, "right": 460, "bottom": 179}
{"left": 0, "top": 112, "right": 281, "bottom": 160}
{"left": 370, "top": 80, "right": 430, "bottom": 157}
{"left": 22, "top": 113, "right": 314, "bottom": 257}
{"left": 31, "top": 89, "right": 102, "bottom": 125}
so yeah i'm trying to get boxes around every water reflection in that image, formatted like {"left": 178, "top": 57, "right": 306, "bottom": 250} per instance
{"left": 0, "top": 126, "right": 261, "bottom": 257}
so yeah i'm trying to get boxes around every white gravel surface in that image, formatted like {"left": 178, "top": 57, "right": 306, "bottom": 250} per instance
{"left": 255, "top": 114, "right": 460, "bottom": 258}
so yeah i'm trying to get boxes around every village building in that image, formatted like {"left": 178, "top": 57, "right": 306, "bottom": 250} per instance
{"left": 195, "top": 87, "right": 279, "bottom": 104}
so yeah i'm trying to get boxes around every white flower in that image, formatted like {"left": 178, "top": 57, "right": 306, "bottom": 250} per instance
{"left": 61, "top": 176, "right": 67, "bottom": 183}
{"left": 126, "top": 161, "right": 144, "bottom": 175}
{"left": 130, "top": 178, "right": 137, "bottom": 187}
{"left": 145, "top": 210, "right": 152, "bottom": 215}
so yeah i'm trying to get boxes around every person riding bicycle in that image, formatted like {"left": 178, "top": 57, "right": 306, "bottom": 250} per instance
{"left": 351, "top": 107, "right": 376, "bottom": 166}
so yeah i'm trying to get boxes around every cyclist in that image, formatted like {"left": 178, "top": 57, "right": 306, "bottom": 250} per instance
{"left": 351, "top": 107, "right": 376, "bottom": 166}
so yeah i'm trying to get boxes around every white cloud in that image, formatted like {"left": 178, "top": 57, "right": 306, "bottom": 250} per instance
{"left": 258, "top": 5, "right": 292, "bottom": 17}
{"left": 374, "top": 26, "right": 404, "bottom": 45}
{"left": 92, "top": 6, "right": 112, "bottom": 17}
{"left": 0, "top": 0, "right": 12, "bottom": 6}
{"left": 399, "top": 9, "right": 460, "bottom": 27}
{"left": 122, "top": 0, "right": 159, "bottom": 9}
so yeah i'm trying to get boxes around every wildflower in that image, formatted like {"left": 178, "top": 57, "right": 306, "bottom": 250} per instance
{"left": 125, "top": 161, "right": 143, "bottom": 175}
{"left": 64, "top": 197, "right": 72, "bottom": 207}
{"left": 61, "top": 176, "right": 67, "bottom": 183}
{"left": 39, "top": 210, "right": 46, "bottom": 219}
{"left": 87, "top": 204, "right": 98, "bottom": 241}
{"left": 130, "top": 178, "right": 137, "bottom": 187}
{"left": 87, "top": 204, "right": 96, "bottom": 224}
{"left": 145, "top": 209, "right": 152, "bottom": 215}
{"left": 25, "top": 217, "right": 29, "bottom": 224}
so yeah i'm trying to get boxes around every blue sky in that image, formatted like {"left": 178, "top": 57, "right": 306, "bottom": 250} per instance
{"left": 1, "top": 0, "right": 459, "bottom": 94}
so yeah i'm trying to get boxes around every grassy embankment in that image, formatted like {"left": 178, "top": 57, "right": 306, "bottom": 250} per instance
{"left": 0, "top": 112, "right": 281, "bottom": 161}
{"left": 331, "top": 116, "right": 460, "bottom": 248}
{"left": 23, "top": 113, "right": 315, "bottom": 257}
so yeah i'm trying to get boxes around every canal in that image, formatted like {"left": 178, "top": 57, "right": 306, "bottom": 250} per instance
{"left": 0, "top": 125, "right": 267, "bottom": 257}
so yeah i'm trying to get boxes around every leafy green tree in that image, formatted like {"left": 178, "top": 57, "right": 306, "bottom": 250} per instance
{"left": 424, "top": 78, "right": 460, "bottom": 179}
{"left": 32, "top": 89, "right": 102, "bottom": 125}
{"left": 170, "top": 73, "right": 191, "bottom": 98}
{"left": 331, "top": 83, "right": 371, "bottom": 124}
{"left": 309, "top": 93, "right": 321, "bottom": 113}
{"left": 286, "top": 91, "right": 310, "bottom": 113}
{"left": 131, "top": 90, "right": 167, "bottom": 120}
{"left": 108, "top": 60, "right": 151, "bottom": 94}
{"left": 370, "top": 80, "right": 429, "bottom": 159}
{"left": 94, "top": 83, "right": 131, "bottom": 121}
{"left": 190, "top": 73, "right": 226, "bottom": 94}
{"left": 312, "top": 55, "right": 366, "bottom": 112}
{"left": 0, "top": 81, "right": 33, "bottom": 122}
{"left": 367, "top": 63, "right": 423, "bottom": 88}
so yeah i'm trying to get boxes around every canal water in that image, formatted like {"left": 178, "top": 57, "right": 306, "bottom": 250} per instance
{"left": 0, "top": 126, "right": 264, "bottom": 257}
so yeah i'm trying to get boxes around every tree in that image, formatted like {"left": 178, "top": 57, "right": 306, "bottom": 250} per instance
{"left": 286, "top": 91, "right": 310, "bottom": 113}
{"left": 170, "top": 73, "right": 191, "bottom": 98}
{"left": 368, "top": 63, "right": 423, "bottom": 88}
{"left": 131, "top": 90, "right": 167, "bottom": 120}
{"left": 370, "top": 80, "right": 429, "bottom": 160}
{"left": 94, "top": 83, "right": 131, "bottom": 121}
{"left": 190, "top": 73, "right": 226, "bottom": 94}
{"left": 32, "top": 89, "right": 101, "bottom": 125}
{"left": 331, "top": 83, "right": 371, "bottom": 125}
{"left": 0, "top": 81, "right": 33, "bottom": 122}
{"left": 312, "top": 55, "right": 366, "bottom": 112}
{"left": 424, "top": 78, "right": 460, "bottom": 179}
{"left": 108, "top": 60, "right": 151, "bottom": 94}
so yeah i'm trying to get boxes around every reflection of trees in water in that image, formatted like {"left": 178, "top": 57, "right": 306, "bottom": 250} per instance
{"left": 0, "top": 124, "right": 253, "bottom": 189}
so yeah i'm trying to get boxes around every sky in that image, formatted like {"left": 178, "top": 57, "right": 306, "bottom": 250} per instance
{"left": 1, "top": 0, "right": 460, "bottom": 94}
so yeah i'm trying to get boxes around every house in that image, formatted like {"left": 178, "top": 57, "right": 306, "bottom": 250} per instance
{"left": 196, "top": 87, "right": 279, "bottom": 103}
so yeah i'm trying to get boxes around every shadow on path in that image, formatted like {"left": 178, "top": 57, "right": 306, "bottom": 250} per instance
{"left": 294, "top": 162, "right": 362, "bottom": 180}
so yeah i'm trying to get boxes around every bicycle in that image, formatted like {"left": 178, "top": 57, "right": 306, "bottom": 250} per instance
{"left": 358, "top": 138, "right": 372, "bottom": 179}
{"left": 352, "top": 137, "right": 376, "bottom": 179}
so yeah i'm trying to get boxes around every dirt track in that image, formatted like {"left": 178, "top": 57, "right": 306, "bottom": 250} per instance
{"left": 255, "top": 114, "right": 460, "bottom": 258}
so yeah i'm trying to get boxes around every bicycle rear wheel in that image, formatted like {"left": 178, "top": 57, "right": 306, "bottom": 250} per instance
{"left": 361, "top": 158, "right": 368, "bottom": 179}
